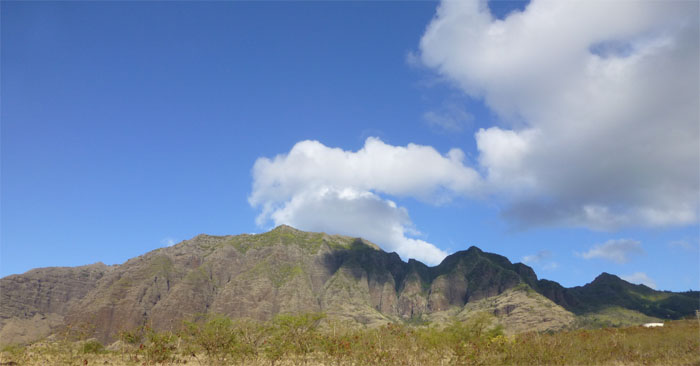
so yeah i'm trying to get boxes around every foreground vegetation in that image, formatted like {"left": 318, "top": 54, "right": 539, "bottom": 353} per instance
{"left": 1, "top": 313, "right": 698, "bottom": 365}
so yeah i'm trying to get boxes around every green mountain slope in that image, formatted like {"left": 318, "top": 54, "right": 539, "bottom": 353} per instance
{"left": 537, "top": 273, "right": 699, "bottom": 320}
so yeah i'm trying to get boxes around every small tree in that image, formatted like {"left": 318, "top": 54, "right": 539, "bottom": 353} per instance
{"left": 443, "top": 312, "right": 504, "bottom": 364}
{"left": 183, "top": 314, "right": 238, "bottom": 366}
{"left": 140, "top": 326, "right": 178, "bottom": 365}
{"left": 264, "top": 313, "right": 325, "bottom": 366}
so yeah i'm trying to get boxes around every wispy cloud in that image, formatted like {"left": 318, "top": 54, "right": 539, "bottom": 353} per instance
{"left": 521, "top": 250, "right": 558, "bottom": 271}
{"left": 522, "top": 250, "right": 552, "bottom": 264}
{"left": 621, "top": 272, "right": 657, "bottom": 289}
{"left": 160, "top": 237, "right": 177, "bottom": 247}
{"left": 577, "top": 239, "right": 644, "bottom": 264}
{"left": 668, "top": 239, "right": 697, "bottom": 251}
{"left": 423, "top": 102, "right": 473, "bottom": 133}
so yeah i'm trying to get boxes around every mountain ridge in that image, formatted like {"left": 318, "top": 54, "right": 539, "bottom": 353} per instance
{"left": 1, "top": 225, "right": 697, "bottom": 345}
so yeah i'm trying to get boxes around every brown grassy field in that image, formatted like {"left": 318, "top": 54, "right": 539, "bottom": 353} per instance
{"left": 1, "top": 313, "right": 698, "bottom": 366}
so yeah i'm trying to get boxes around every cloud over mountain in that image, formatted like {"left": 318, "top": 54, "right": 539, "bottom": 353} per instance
{"left": 248, "top": 138, "right": 482, "bottom": 265}
{"left": 420, "top": 0, "right": 699, "bottom": 229}
{"left": 522, "top": 250, "right": 551, "bottom": 264}
{"left": 622, "top": 272, "right": 657, "bottom": 289}
{"left": 249, "top": 0, "right": 698, "bottom": 263}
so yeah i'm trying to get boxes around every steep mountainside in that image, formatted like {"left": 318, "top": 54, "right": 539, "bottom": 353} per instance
{"left": 0, "top": 263, "right": 114, "bottom": 344}
{"left": 1, "top": 225, "right": 697, "bottom": 345}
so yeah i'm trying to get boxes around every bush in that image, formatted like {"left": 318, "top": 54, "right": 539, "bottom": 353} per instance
{"left": 183, "top": 314, "right": 238, "bottom": 365}
{"left": 12, "top": 314, "right": 694, "bottom": 366}
{"left": 118, "top": 327, "right": 144, "bottom": 345}
{"left": 263, "top": 312, "right": 325, "bottom": 365}
{"left": 80, "top": 339, "right": 104, "bottom": 354}
{"left": 140, "top": 326, "right": 178, "bottom": 364}
{"left": 1, "top": 344, "right": 25, "bottom": 358}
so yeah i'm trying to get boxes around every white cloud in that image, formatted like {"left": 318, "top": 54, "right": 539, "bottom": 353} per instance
{"left": 621, "top": 272, "right": 657, "bottom": 289}
{"left": 248, "top": 0, "right": 699, "bottom": 261}
{"left": 577, "top": 239, "right": 644, "bottom": 264}
{"left": 249, "top": 138, "right": 481, "bottom": 210}
{"left": 268, "top": 186, "right": 447, "bottom": 265}
{"left": 248, "top": 138, "right": 479, "bottom": 265}
{"left": 419, "top": 0, "right": 699, "bottom": 229}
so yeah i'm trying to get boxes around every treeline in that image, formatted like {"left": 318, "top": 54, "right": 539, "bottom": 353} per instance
{"left": 1, "top": 313, "right": 698, "bottom": 365}
{"left": 114, "top": 312, "right": 504, "bottom": 365}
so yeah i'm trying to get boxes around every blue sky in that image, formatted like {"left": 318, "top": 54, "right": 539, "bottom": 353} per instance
{"left": 2, "top": 1, "right": 698, "bottom": 292}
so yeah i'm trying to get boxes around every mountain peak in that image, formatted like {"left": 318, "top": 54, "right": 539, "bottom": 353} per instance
{"left": 438, "top": 246, "right": 484, "bottom": 263}
{"left": 592, "top": 272, "right": 622, "bottom": 284}
{"left": 466, "top": 245, "right": 483, "bottom": 253}
{"left": 272, "top": 224, "right": 300, "bottom": 232}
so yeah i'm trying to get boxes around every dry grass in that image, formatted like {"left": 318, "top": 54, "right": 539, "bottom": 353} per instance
{"left": 1, "top": 314, "right": 697, "bottom": 366}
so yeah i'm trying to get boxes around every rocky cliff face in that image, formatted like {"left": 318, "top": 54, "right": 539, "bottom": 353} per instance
{"left": 1, "top": 225, "right": 697, "bottom": 345}
{"left": 0, "top": 262, "right": 114, "bottom": 344}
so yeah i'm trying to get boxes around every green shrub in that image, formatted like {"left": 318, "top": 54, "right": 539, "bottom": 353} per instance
{"left": 118, "top": 326, "right": 144, "bottom": 345}
{"left": 80, "top": 339, "right": 104, "bottom": 354}
{"left": 30, "top": 314, "right": 695, "bottom": 366}
{"left": 263, "top": 312, "right": 325, "bottom": 365}
{"left": 183, "top": 314, "right": 238, "bottom": 365}
{"left": 140, "top": 327, "right": 178, "bottom": 364}
{"left": 1, "top": 344, "right": 25, "bottom": 358}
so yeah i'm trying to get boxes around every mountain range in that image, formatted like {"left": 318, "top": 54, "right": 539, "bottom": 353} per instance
{"left": 1, "top": 225, "right": 697, "bottom": 345}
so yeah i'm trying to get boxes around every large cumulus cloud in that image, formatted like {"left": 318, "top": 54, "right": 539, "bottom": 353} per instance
{"left": 420, "top": 0, "right": 699, "bottom": 229}
{"left": 249, "top": 138, "right": 481, "bottom": 265}
{"left": 249, "top": 0, "right": 698, "bottom": 263}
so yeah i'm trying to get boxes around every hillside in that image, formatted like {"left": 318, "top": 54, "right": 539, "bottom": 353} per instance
{"left": 1, "top": 225, "right": 697, "bottom": 345}
{"left": 537, "top": 273, "right": 699, "bottom": 320}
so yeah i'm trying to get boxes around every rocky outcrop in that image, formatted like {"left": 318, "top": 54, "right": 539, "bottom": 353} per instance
{"left": 0, "top": 262, "right": 114, "bottom": 345}
{"left": 429, "top": 285, "right": 577, "bottom": 334}
{"left": 0, "top": 263, "right": 113, "bottom": 325}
